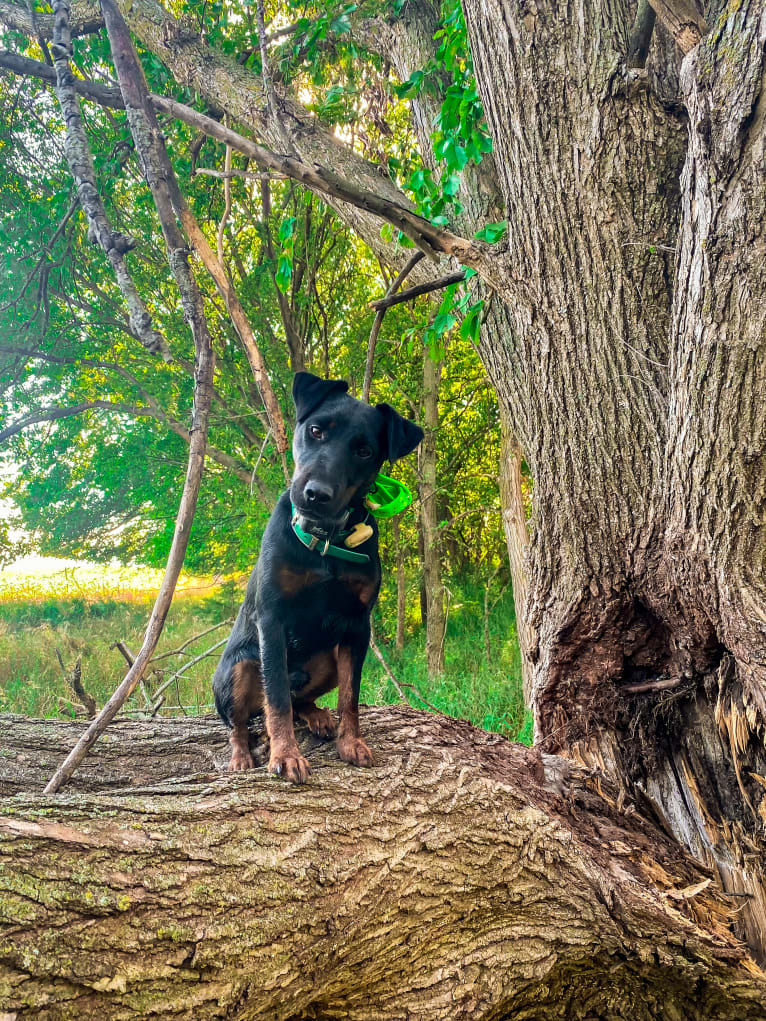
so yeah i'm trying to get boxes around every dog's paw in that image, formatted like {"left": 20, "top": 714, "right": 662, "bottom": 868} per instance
{"left": 298, "top": 706, "right": 337, "bottom": 739}
{"left": 337, "top": 736, "right": 375, "bottom": 767}
{"left": 228, "top": 746, "right": 254, "bottom": 772}
{"left": 269, "top": 749, "right": 311, "bottom": 783}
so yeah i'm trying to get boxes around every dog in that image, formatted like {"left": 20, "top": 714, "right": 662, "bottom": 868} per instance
{"left": 213, "top": 371, "right": 424, "bottom": 782}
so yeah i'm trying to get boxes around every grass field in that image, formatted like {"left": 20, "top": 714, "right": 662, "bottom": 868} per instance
{"left": 0, "top": 560, "right": 530, "bottom": 743}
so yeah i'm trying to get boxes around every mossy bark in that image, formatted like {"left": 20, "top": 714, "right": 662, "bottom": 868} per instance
{"left": 1, "top": 711, "right": 765, "bottom": 1020}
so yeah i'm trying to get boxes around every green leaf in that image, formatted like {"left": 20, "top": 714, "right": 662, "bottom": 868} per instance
{"left": 474, "top": 220, "right": 507, "bottom": 243}
{"left": 442, "top": 172, "right": 460, "bottom": 197}
{"left": 275, "top": 255, "right": 292, "bottom": 293}
{"left": 278, "top": 216, "right": 296, "bottom": 243}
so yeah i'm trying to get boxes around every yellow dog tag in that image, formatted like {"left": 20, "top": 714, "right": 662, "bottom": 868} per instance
{"left": 345, "top": 522, "right": 373, "bottom": 548}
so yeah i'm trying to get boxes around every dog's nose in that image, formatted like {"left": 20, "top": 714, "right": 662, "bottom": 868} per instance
{"left": 304, "top": 481, "right": 333, "bottom": 505}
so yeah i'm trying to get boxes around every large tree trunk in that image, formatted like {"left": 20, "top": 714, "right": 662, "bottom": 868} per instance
{"left": 463, "top": 0, "right": 766, "bottom": 960}
{"left": 2, "top": 712, "right": 765, "bottom": 1020}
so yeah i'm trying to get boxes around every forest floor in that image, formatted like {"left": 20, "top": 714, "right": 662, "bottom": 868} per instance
{"left": 0, "top": 563, "right": 530, "bottom": 742}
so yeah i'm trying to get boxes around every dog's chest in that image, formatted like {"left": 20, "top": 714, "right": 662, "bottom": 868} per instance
{"left": 277, "top": 567, "right": 377, "bottom": 650}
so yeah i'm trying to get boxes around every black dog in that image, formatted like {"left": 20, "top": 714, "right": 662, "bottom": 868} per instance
{"left": 213, "top": 372, "right": 423, "bottom": 782}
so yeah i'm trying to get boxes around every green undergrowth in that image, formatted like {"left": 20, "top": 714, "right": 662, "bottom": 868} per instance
{"left": 0, "top": 574, "right": 531, "bottom": 744}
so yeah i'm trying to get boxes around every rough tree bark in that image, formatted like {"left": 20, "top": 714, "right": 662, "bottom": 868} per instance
{"left": 2, "top": 710, "right": 765, "bottom": 1020}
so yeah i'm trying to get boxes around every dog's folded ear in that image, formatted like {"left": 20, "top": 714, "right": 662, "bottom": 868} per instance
{"left": 293, "top": 371, "right": 349, "bottom": 423}
{"left": 376, "top": 403, "right": 425, "bottom": 463}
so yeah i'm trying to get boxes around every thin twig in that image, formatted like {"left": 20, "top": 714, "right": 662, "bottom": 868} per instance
{"left": 55, "top": 649, "right": 96, "bottom": 717}
{"left": 363, "top": 251, "right": 424, "bottom": 402}
{"left": 149, "top": 636, "right": 229, "bottom": 710}
{"left": 112, "top": 640, "right": 153, "bottom": 706}
{"left": 147, "top": 619, "right": 234, "bottom": 663}
{"left": 437, "top": 586, "right": 452, "bottom": 675}
{"left": 216, "top": 139, "right": 232, "bottom": 266}
{"left": 195, "top": 167, "right": 287, "bottom": 183}
{"left": 369, "top": 271, "right": 466, "bottom": 312}
{"left": 251, "top": 428, "right": 272, "bottom": 496}
{"left": 369, "top": 630, "right": 440, "bottom": 713}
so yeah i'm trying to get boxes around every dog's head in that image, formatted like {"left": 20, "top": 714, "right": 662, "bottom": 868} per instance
{"left": 290, "top": 371, "right": 423, "bottom": 528}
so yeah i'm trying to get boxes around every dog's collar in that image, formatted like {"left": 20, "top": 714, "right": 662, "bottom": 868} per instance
{"left": 290, "top": 504, "right": 372, "bottom": 564}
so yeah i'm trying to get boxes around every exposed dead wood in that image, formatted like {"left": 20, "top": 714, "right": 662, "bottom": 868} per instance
{"left": 647, "top": 0, "right": 708, "bottom": 53}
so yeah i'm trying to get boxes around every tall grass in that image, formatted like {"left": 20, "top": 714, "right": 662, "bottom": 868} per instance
{"left": 0, "top": 565, "right": 530, "bottom": 742}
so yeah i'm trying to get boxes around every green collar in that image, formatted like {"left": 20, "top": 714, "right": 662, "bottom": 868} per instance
{"left": 290, "top": 505, "right": 371, "bottom": 564}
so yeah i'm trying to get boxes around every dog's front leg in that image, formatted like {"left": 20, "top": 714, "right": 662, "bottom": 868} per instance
{"left": 336, "top": 629, "right": 375, "bottom": 767}
{"left": 258, "top": 614, "right": 311, "bottom": 783}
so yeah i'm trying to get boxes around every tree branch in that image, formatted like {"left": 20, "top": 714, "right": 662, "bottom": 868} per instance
{"left": 362, "top": 250, "right": 424, "bottom": 402}
{"left": 0, "top": 399, "right": 252, "bottom": 482}
{"left": 43, "top": 0, "right": 219, "bottom": 794}
{"left": 0, "top": 40, "right": 503, "bottom": 291}
{"left": 0, "top": 48, "right": 122, "bottom": 105}
{"left": 369, "top": 270, "right": 467, "bottom": 311}
{"left": 0, "top": 0, "right": 102, "bottom": 37}
{"left": 47, "top": 1, "right": 170, "bottom": 360}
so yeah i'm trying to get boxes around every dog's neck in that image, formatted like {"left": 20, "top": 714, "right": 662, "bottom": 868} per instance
{"left": 289, "top": 501, "right": 373, "bottom": 564}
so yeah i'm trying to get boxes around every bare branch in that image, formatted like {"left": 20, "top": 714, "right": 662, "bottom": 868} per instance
{"left": 363, "top": 251, "right": 424, "bottom": 402}
{"left": 0, "top": 48, "right": 122, "bottom": 105}
{"left": 48, "top": 1, "right": 170, "bottom": 360}
{"left": 369, "top": 633, "right": 441, "bottom": 713}
{"left": 369, "top": 270, "right": 466, "bottom": 311}
{"left": 195, "top": 167, "right": 286, "bottom": 183}
{"left": 44, "top": 0, "right": 218, "bottom": 793}
{"left": 0, "top": 399, "right": 252, "bottom": 482}
{"left": 0, "top": 45, "right": 502, "bottom": 289}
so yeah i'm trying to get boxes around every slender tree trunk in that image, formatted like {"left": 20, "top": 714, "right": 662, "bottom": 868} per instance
{"left": 393, "top": 515, "right": 406, "bottom": 651}
{"left": 498, "top": 406, "right": 533, "bottom": 703}
{"left": 419, "top": 348, "right": 445, "bottom": 675}
{"left": 2, "top": 712, "right": 765, "bottom": 1020}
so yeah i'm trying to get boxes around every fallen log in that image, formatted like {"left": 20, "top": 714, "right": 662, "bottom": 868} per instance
{"left": 0, "top": 707, "right": 764, "bottom": 1020}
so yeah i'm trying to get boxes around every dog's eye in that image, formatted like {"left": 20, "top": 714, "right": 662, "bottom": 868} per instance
{"left": 356, "top": 445, "right": 373, "bottom": 459}
{"left": 309, "top": 425, "right": 324, "bottom": 440}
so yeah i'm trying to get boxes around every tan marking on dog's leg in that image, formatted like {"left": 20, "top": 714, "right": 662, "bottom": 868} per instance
{"left": 228, "top": 660, "right": 263, "bottom": 772}
{"left": 336, "top": 646, "right": 374, "bottom": 767}
{"left": 265, "top": 703, "right": 311, "bottom": 783}
{"left": 295, "top": 702, "right": 337, "bottom": 739}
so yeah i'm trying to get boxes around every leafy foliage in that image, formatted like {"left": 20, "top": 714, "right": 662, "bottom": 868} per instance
{"left": 0, "top": 0, "right": 512, "bottom": 627}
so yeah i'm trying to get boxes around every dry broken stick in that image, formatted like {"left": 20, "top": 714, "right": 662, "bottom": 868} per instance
{"left": 48, "top": 0, "right": 169, "bottom": 361}
{"left": 55, "top": 649, "right": 96, "bottom": 718}
{"left": 43, "top": 0, "right": 216, "bottom": 794}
